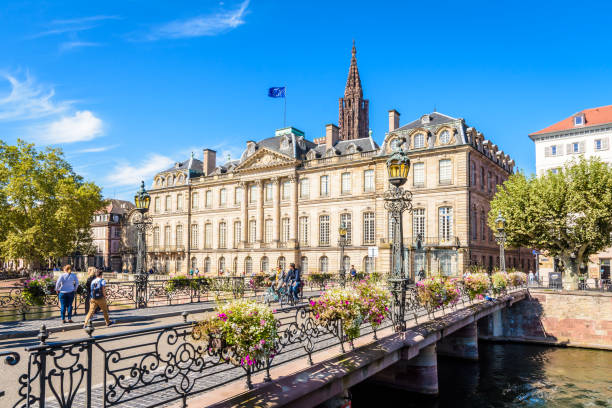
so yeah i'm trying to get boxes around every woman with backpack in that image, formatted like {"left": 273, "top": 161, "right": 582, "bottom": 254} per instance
{"left": 83, "top": 270, "right": 113, "bottom": 327}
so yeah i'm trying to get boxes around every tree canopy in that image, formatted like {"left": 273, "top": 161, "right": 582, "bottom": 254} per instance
{"left": 489, "top": 157, "right": 612, "bottom": 281}
{"left": 0, "top": 139, "right": 104, "bottom": 267}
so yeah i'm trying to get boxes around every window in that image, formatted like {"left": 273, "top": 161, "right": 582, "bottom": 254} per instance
{"left": 363, "top": 212, "right": 375, "bottom": 245}
{"left": 265, "top": 183, "right": 273, "bottom": 202}
{"left": 439, "top": 207, "right": 453, "bottom": 242}
{"left": 191, "top": 224, "right": 199, "bottom": 248}
{"left": 472, "top": 208, "right": 478, "bottom": 240}
{"left": 235, "top": 187, "right": 243, "bottom": 205}
{"left": 480, "top": 167, "right": 485, "bottom": 189}
{"left": 413, "top": 209, "right": 425, "bottom": 238}
{"left": 219, "top": 257, "right": 225, "bottom": 274}
{"left": 164, "top": 226, "right": 171, "bottom": 246}
{"left": 551, "top": 168, "right": 561, "bottom": 175}
{"left": 264, "top": 219, "right": 273, "bottom": 243}
{"left": 176, "top": 225, "right": 183, "bottom": 246}
{"left": 439, "top": 159, "right": 452, "bottom": 184}
{"left": 319, "top": 215, "right": 330, "bottom": 246}
{"left": 261, "top": 256, "right": 269, "bottom": 273}
{"left": 471, "top": 162, "right": 476, "bottom": 186}
{"left": 204, "top": 257, "right": 211, "bottom": 274}
{"left": 364, "top": 256, "right": 374, "bottom": 274}
{"left": 320, "top": 175, "right": 329, "bottom": 197}
{"left": 249, "top": 185, "right": 257, "bottom": 204}
{"left": 414, "top": 253, "right": 425, "bottom": 277}
{"left": 233, "top": 221, "right": 241, "bottom": 247}
{"left": 299, "top": 216, "right": 309, "bottom": 246}
{"left": 282, "top": 181, "right": 291, "bottom": 200}
{"left": 177, "top": 194, "right": 183, "bottom": 211}
{"left": 340, "top": 213, "right": 352, "bottom": 245}
{"left": 191, "top": 193, "right": 198, "bottom": 209}
{"left": 572, "top": 142, "right": 579, "bottom": 153}
{"left": 413, "top": 162, "right": 425, "bottom": 187}
{"left": 176, "top": 258, "right": 183, "bottom": 274}
{"left": 595, "top": 139, "right": 602, "bottom": 150}
{"left": 343, "top": 256, "right": 351, "bottom": 272}
{"left": 319, "top": 256, "right": 328, "bottom": 273}
{"left": 488, "top": 172, "right": 492, "bottom": 193}
{"left": 594, "top": 138, "right": 608, "bottom": 151}
{"left": 414, "top": 133, "right": 425, "bottom": 148}
{"left": 439, "top": 254, "right": 452, "bottom": 276}
{"left": 364, "top": 170, "right": 375, "bottom": 192}
{"left": 301, "top": 256, "right": 308, "bottom": 274}
{"left": 219, "top": 188, "right": 227, "bottom": 206}
{"left": 205, "top": 190, "right": 212, "bottom": 208}
{"left": 165, "top": 196, "right": 171, "bottom": 212}
{"left": 233, "top": 257, "right": 238, "bottom": 274}
{"left": 551, "top": 145, "right": 557, "bottom": 156}
{"left": 439, "top": 130, "right": 450, "bottom": 144}
{"left": 191, "top": 257, "right": 197, "bottom": 270}
{"left": 480, "top": 210, "right": 486, "bottom": 240}
{"left": 219, "top": 222, "right": 227, "bottom": 248}
{"left": 300, "top": 178, "right": 310, "bottom": 198}
{"left": 154, "top": 197, "right": 160, "bottom": 213}
{"left": 278, "top": 256, "right": 286, "bottom": 270}
{"left": 153, "top": 226, "right": 160, "bottom": 246}
{"left": 281, "top": 218, "right": 290, "bottom": 243}
{"left": 248, "top": 220, "right": 256, "bottom": 244}
{"left": 245, "top": 257, "right": 253, "bottom": 275}
{"left": 204, "top": 223, "right": 212, "bottom": 248}
{"left": 574, "top": 115, "right": 584, "bottom": 126}
{"left": 341, "top": 172, "right": 352, "bottom": 194}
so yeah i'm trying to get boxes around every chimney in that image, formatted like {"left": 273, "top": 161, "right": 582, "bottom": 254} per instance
{"left": 388, "top": 110, "right": 400, "bottom": 131}
{"left": 202, "top": 149, "right": 216, "bottom": 176}
{"left": 325, "top": 124, "right": 339, "bottom": 149}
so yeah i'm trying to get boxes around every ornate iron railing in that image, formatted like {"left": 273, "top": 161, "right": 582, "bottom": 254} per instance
{"left": 3, "top": 284, "right": 528, "bottom": 408}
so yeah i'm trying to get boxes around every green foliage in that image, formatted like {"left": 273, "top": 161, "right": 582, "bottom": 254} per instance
{"left": 463, "top": 273, "right": 490, "bottom": 300}
{"left": 490, "top": 157, "right": 612, "bottom": 281}
{"left": 165, "top": 275, "right": 193, "bottom": 293}
{"left": 491, "top": 272, "right": 509, "bottom": 295}
{"left": 416, "top": 276, "right": 461, "bottom": 309}
{"left": 22, "top": 275, "right": 55, "bottom": 306}
{"left": 0, "top": 140, "right": 104, "bottom": 265}
{"left": 308, "top": 272, "right": 333, "bottom": 288}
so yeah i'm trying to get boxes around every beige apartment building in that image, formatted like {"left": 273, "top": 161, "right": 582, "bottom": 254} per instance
{"left": 125, "top": 45, "right": 534, "bottom": 278}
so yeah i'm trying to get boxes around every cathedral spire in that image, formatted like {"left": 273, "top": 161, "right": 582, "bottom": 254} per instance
{"left": 338, "top": 41, "right": 369, "bottom": 140}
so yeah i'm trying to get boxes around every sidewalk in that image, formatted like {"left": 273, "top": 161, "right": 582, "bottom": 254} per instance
{"left": 0, "top": 301, "right": 216, "bottom": 340}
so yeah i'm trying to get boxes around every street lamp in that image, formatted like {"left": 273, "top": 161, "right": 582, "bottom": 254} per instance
{"left": 384, "top": 143, "right": 412, "bottom": 332}
{"left": 494, "top": 210, "right": 507, "bottom": 273}
{"left": 134, "top": 181, "right": 152, "bottom": 308}
{"left": 338, "top": 222, "right": 348, "bottom": 287}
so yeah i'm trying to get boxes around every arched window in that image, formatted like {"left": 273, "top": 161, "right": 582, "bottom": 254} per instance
{"left": 301, "top": 256, "right": 308, "bottom": 274}
{"left": 439, "top": 130, "right": 451, "bottom": 144}
{"left": 278, "top": 256, "right": 286, "bottom": 271}
{"left": 319, "top": 256, "right": 328, "bottom": 273}
{"left": 204, "top": 257, "right": 211, "bottom": 274}
{"left": 245, "top": 257, "right": 253, "bottom": 275}
{"left": 164, "top": 257, "right": 170, "bottom": 274}
{"left": 414, "top": 133, "right": 425, "bottom": 149}
{"left": 261, "top": 256, "right": 269, "bottom": 273}
{"left": 191, "top": 257, "right": 197, "bottom": 269}
{"left": 218, "top": 257, "right": 226, "bottom": 274}
{"left": 364, "top": 256, "right": 374, "bottom": 274}
{"left": 439, "top": 207, "right": 453, "bottom": 242}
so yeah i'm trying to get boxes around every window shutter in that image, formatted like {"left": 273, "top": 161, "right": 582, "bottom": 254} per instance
{"left": 566, "top": 144, "right": 572, "bottom": 154}
{"left": 544, "top": 146, "right": 551, "bottom": 157}
{"left": 579, "top": 141, "right": 586, "bottom": 153}
{"left": 603, "top": 138, "right": 610, "bottom": 150}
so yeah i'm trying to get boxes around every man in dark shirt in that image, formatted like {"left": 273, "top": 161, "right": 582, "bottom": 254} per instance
{"left": 286, "top": 263, "right": 301, "bottom": 301}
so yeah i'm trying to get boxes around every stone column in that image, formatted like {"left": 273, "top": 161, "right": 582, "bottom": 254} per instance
{"left": 371, "top": 344, "right": 438, "bottom": 395}
{"left": 437, "top": 322, "right": 479, "bottom": 360}
{"left": 256, "top": 180, "right": 264, "bottom": 245}
{"left": 272, "top": 177, "right": 280, "bottom": 246}
{"left": 289, "top": 174, "right": 298, "bottom": 247}
{"left": 240, "top": 181, "right": 248, "bottom": 246}
{"left": 492, "top": 309, "right": 503, "bottom": 337}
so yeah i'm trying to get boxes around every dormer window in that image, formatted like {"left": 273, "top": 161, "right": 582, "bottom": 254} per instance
{"left": 420, "top": 115, "right": 431, "bottom": 124}
{"left": 414, "top": 133, "right": 425, "bottom": 149}
{"left": 574, "top": 115, "right": 584, "bottom": 126}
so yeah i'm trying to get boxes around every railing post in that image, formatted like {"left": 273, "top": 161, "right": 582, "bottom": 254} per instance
{"left": 38, "top": 325, "right": 48, "bottom": 407}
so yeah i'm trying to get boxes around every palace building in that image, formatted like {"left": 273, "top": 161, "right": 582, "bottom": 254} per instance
{"left": 124, "top": 45, "right": 534, "bottom": 277}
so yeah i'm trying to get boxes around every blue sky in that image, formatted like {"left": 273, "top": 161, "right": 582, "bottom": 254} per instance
{"left": 1, "top": 0, "right": 612, "bottom": 200}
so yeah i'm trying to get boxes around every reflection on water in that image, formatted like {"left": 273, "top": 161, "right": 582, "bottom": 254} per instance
{"left": 351, "top": 343, "right": 612, "bottom": 407}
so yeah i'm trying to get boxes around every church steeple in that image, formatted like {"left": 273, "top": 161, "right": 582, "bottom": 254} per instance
{"left": 339, "top": 41, "right": 369, "bottom": 140}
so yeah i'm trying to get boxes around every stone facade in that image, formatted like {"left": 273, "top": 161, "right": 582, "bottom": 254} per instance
{"left": 126, "top": 46, "right": 533, "bottom": 277}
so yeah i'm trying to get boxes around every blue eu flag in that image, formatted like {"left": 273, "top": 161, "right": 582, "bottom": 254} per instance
{"left": 268, "top": 87, "right": 286, "bottom": 98}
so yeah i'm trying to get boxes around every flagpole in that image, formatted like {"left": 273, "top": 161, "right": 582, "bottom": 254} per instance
{"left": 284, "top": 86, "right": 287, "bottom": 128}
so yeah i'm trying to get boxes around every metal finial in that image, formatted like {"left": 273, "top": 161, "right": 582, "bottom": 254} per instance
{"left": 38, "top": 325, "right": 48, "bottom": 344}
{"left": 352, "top": 39, "right": 356, "bottom": 56}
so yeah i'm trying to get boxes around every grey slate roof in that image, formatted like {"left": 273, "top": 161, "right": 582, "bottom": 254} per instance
{"left": 395, "top": 112, "right": 458, "bottom": 132}
{"left": 161, "top": 158, "right": 203, "bottom": 176}
{"left": 312, "top": 137, "right": 378, "bottom": 156}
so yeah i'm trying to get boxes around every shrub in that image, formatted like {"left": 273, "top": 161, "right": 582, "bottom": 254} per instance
{"left": 308, "top": 272, "right": 333, "bottom": 288}
{"left": 463, "top": 273, "right": 490, "bottom": 300}
{"left": 22, "top": 275, "right": 55, "bottom": 306}
{"left": 508, "top": 271, "right": 527, "bottom": 287}
{"left": 491, "top": 272, "right": 509, "bottom": 294}
{"left": 416, "top": 276, "right": 461, "bottom": 310}
{"left": 165, "top": 275, "right": 192, "bottom": 293}
{"left": 192, "top": 300, "right": 277, "bottom": 366}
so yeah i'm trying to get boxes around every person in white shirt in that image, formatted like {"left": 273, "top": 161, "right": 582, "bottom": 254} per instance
{"left": 55, "top": 265, "right": 79, "bottom": 323}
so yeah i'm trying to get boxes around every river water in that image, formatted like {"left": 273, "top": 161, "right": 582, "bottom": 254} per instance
{"left": 351, "top": 343, "right": 612, "bottom": 407}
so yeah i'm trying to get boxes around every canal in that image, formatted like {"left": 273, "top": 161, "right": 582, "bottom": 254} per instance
{"left": 352, "top": 343, "right": 612, "bottom": 407}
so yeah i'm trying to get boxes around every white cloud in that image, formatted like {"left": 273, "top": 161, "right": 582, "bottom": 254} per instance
{"left": 0, "top": 74, "right": 71, "bottom": 121}
{"left": 59, "top": 41, "right": 103, "bottom": 52}
{"left": 147, "top": 0, "right": 249, "bottom": 40}
{"left": 30, "top": 15, "right": 120, "bottom": 38}
{"left": 51, "top": 15, "right": 120, "bottom": 25}
{"left": 35, "top": 110, "right": 103, "bottom": 144}
{"left": 106, "top": 154, "right": 175, "bottom": 187}
{"left": 75, "top": 144, "right": 118, "bottom": 153}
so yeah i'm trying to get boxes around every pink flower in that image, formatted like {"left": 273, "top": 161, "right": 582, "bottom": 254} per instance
{"left": 260, "top": 319, "right": 266, "bottom": 326}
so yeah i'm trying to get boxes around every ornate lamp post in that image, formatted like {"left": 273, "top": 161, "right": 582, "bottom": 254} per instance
{"left": 384, "top": 145, "right": 412, "bottom": 332}
{"left": 338, "top": 222, "right": 348, "bottom": 288}
{"left": 494, "top": 211, "right": 507, "bottom": 273}
{"left": 134, "top": 181, "right": 152, "bottom": 308}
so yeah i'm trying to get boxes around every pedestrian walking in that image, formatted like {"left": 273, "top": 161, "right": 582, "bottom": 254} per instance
{"left": 350, "top": 265, "right": 357, "bottom": 279}
{"left": 55, "top": 265, "right": 79, "bottom": 324}
{"left": 83, "top": 270, "right": 113, "bottom": 327}
{"left": 84, "top": 267, "right": 97, "bottom": 315}
{"left": 528, "top": 270, "right": 535, "bottom": 286}
{"left": 195, "top": 268, "right": 200, "bottom": 277}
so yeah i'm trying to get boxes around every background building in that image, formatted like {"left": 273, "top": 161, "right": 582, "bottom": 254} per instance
{"left": 529, "top": 105, "right": 612, "bottom": 280}
{"left": 133, "top": 45, "right": 533, "bottom": 277}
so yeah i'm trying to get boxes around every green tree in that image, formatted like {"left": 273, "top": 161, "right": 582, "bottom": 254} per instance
{"left": 0, "top": 139, "right": 104, "bottom": 268}
{"left": 489, "top": 157, "right": 612, "bottom": 287}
